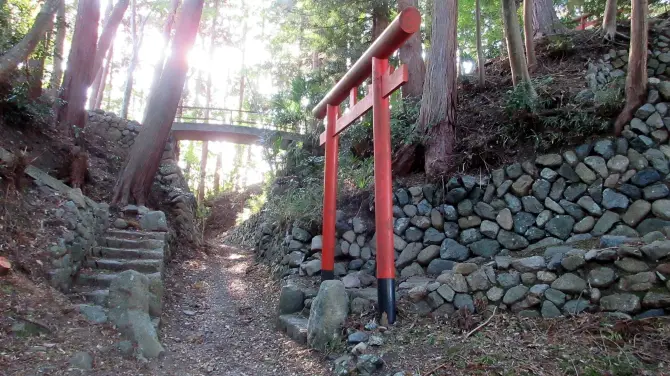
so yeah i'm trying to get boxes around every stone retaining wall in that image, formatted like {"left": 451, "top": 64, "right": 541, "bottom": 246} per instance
{"left": 49, "top": 189, "right": 110, "bottom": 291}
{"left": 260, "top": 82, "right": 670, "bottom": 318}
{"left": 87, "top": 110, "right": 141, "bottom": 148}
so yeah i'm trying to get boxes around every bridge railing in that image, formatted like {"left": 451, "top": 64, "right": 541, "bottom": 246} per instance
{"left": 175, "top": 106, "right": 270, "bottom": 128}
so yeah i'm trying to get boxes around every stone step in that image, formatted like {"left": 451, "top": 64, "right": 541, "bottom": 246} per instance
{"left": 277, "top": 314, "right": 309, "bottom": 345}
{"left": 92, "top": 246, "right": 163, "bottom": 260}
{"left": 104, "top": 229, "right": 167, "bottom": 241}
{"left": 99, "top": 237, "right": 164, "bottom": 250}
{"left": 85, "top": 259, "right": 163, "bottom": 274}
{"left": 69, "top": 287, "right": 109, "bottom": 306}
{"left": 75, "top": 270, "right": 122, "bottom": 288}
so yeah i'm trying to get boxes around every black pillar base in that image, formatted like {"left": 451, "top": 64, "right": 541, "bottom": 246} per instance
{"left": 377, "top": 278, "right": 396, "bottom": 324}
{"left": 321, "top": 270, "right": 335, "bottom": 281}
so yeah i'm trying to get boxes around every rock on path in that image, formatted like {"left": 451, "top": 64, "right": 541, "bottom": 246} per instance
{"left": 157, "top": 243, "right": 329, "bottom": 375}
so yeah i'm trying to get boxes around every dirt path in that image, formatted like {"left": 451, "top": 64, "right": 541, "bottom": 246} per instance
{"left": 154, "top": 240, "right": 330, "bottom": 376}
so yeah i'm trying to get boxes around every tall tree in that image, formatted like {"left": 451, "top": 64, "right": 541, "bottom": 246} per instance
{"left": 27, "top": 29, "right": 52, "bottom": 99}
{"left": 94, "top": 46, "right": 113, "bottom": 109}
{"left": 56, "top": 0, "right": 100, "bottom": 133}
{"left": 614, "top": 0, "right": 647, "bottom": 135}
{"left": 475, "top": 0, "right": 485, "bottom": 87}
{"left": 0, "top": 0, "right": 59, "bottom": 80}
{"left": 372, "top": 1, "right": 390, "bottom": 40}
{"left": 398, "top": 0, "right": 425, "bottom": 99}
{"left": 197, "top": 141, "right": 208, "bottom": 201}
{"left": 89, "top": 0, "right": 114, "bottom": 109}
{"left": 120, "top": 0, "right": 149, "bottom": 119}
{"left": 48, "top": 0, "right": 65, "bottom": 97}
{"left": 523, "top": 0, "right": 536, "bottom": 71}
{"left": 112, "top": 0, "right": 205, "bottom": 205}
{"left": 532, "top": 0, "right": 565, "bottom": 37}
{"left": 213, "top": 152, "right": 222, "bottom": 194}
{"left": 144, "top": 0, "right": 181, "bottom": 120}
{"left": 502, "top": 0, "right": 535, "bottom": 96}
{"left": 602, "top": 0, "right": 618, "bottom": 41}
{"left": 91, "top": 0, "right": 130, "bottom": 78}
{"left": 417, "top": 0, "right": 458, "bottom": 177}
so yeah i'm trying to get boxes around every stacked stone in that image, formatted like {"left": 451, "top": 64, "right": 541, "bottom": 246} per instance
{"left": 87, "top": 110, "right": 141, "bottom": 148}
{"left": 622, "top": 79, "right": 670, "bottom": 145}
{"left": 49, "top": 189, "right": 110, "bottom": 291}
{"left": 397, "top": 233, "right": 670, "bottom": 319}
{"left": 152, "top": 138, "right": 199, "bottom": 248}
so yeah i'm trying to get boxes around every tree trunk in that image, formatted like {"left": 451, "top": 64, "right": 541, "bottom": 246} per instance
{"left": 372, "top": 1, "right": 390, "bottom": 40}
{"left": 56, "top": 0, "right": 100, "bottom": 133}
{"left": 398, "top": 0, "right": 425, "bottom": 99}
{"left": 197, "top": 141, "right": 208, "bottom": 202}
{"left": 502, "top": 0, "right": 535, "bottom": 97}
{"left": 602, "top": 0, "right": 618, "bottom": 41}
{"left": 112, "top": 0, "right": 204, "bottom": 206}
{"left": 213, "top": 152, "right": 222, "bottom": 193}
{"left": 48, "top": 0, "right": 65, "bottom": 97}
{"left": 89, "top": 1, "right": 114, "bottom": 109}
{"left": 532, "top": 0, "right": 565, "bottom": 37}
{"left": 475, "top": 0, "right": 485, "bottom": 87}
{"left": 523, "top": 0, "right": 537, "bottom": 71}
{"left": 613, "top": 0, "right": 647, "bottom": 136}
{"left": 0, "top": 0, "right": 59, "bottom": 80}
{"left": 91, "top": 0, "right": 130, "bottom": 80}
{"left": 94, "top": 46, "right": 113, "bottom": 109}
{"left": 120, "top": 3, "right": 148, "bottom": 119}
{"left": 415, "top": 0, "right": 458, "bottom": 178}
{"left": 144, "top": 0, "right": 181, "bottom": 121}
{"left": 27, "top": 30, "right": 52, "bottom": 99}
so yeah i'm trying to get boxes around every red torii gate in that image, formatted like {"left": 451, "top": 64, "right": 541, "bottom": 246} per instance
{"left": 312, "top": 8, "right": 421, "bottom": 325}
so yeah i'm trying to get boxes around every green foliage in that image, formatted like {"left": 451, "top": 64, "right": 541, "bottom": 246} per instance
{"left": 457, "top": 0, "right": 504, "bottom": 61}
{"left": 262, "top": 177, "right": 324, "bottom": 228}
{"left": 0, "top": 0, "right": 37, "bottom": 54}
{"left": 390, "top": 97, "right": 423, "bottom": 149}
{"left": 0, "top": 81, "right": 55, "bottom": 127}
{"left": 504, "top": 78, "right": 551, "bottom": 114}
{"left": 593, "top": 78, "right": 625, "bottom": 115}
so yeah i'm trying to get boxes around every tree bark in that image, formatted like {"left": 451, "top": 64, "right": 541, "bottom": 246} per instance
{"left": 48, "top": 0, "right": 65, "bottom": 97}
{"left": 532, "top": 0, "right": 565, "bottom": 37}
{"left": 602, "top": 0, "right": 618, "bottom": 41}
{"left": 120, "top": 4, "right": 149, "bottom": 119}
{"left": 91, "top": 0, "right": 130, "bottom": 80}
{"left": 398, "top": 0, "right": 425, "bottom": 99}
{"left": 197, "top": 141, "right": 208, "bottom": 202}
{"left": 415, "top": 0, "right": 458, "bottom": 178}
{"left": 144, "top": 0, "right": 181, "bottom": 121}
{"left": 56, "top": 0, "right": 100, "bottom": 133}
{"left": 89, "top": 1, "right": 114, "bottom": 109}
{"left": 112, "top": 0, "right": 205, "bottom": 206}
{"left": 27, "top": 30, "right": 52, "bottom": 99}
{"left": 372, "top": 1, "right": 390, "bottom": 40}
{"left": 613, "top": 0, "right": 647, "bottom": 136}
{"left": 94, "top": 46, "right": 113, "bottom": 109}
{"left": 523, "top": 0, "right": 537, "bottom": 71}
{"left": 213, "top": 152, "right": 222, "bottom": 193}
{"left": 475, "top": 0, "right": 485, "bottom": 87}
{"left": 502, "top": 0, "right": 535, "bottom": 97}
{"left": 0, "top": 0, "right": 59, "bottom": 80}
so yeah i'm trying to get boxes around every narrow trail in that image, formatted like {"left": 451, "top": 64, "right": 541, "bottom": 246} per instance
{"left": 154, "top": 240, "right": 330, "bottom": 375}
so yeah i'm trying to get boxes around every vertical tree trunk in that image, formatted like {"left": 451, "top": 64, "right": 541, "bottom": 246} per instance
{"left": 502, "top": 0, "right": 535, "bottom": 97}
{"left": 614, "top": 0, "right": 647, "bottom": 135}
{"left": 398, "top": 0, "right": 426, "bottom": 99}
{"left": 91, "top": 0, "right": 130, "bottom": 79}
{"left": 89, "top": 0, "right": 114, "bottom": 109}
{"left": 524, "top": 0, "right": 537, "bottom": 71}
{"left": 372, "top": 1, "right": 390, "bottom": 40}
{"left": 48, "top": 0, "right": 65, "bottom": 97}
{"left": 144, "top": 0, "right": 181, "bottom": 121}
{"left": 475, "top": 0, "right": 485, "bottom": 87}
{"left": 237, "top": 16, "right": 248, "bottom": 118}
{"left": 120, "top": 4, "right": 148, "bottom": 119}
{"left": 532, "top": 0, "right": 565, "bottom": 37}
{"left": 0, "top": 0, "right": 59, "bottom": 80}
{"left": 213, "top": 152, "right": 221, "bottom": 194}
{"left": 197, "top": 141, "right": 208, "bottom": 202}
{"left": 602, "top": 0, "right": 618, "bottom": 40}
{"left": 56, "top": 0, "right": 100, "bottom": 133}
{"left": 27, "top": 30, "right": 52, "bottom": 99}
{"left": 94, "top": 46, "right": 113, "bottom": 109}
{"left": 112, "top": 0, "right": 205, "bottom": 206}
{"left": 417, "top": 0, "right": 458, "bottom": 178}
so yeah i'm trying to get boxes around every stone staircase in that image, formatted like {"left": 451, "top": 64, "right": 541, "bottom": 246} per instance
{"left": 71, "top": 228, "right": 167, "bottom": 306}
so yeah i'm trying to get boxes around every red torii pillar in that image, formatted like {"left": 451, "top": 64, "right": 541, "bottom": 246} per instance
{"left": 312, "top": 8, "right": 420, "bottom": 325}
